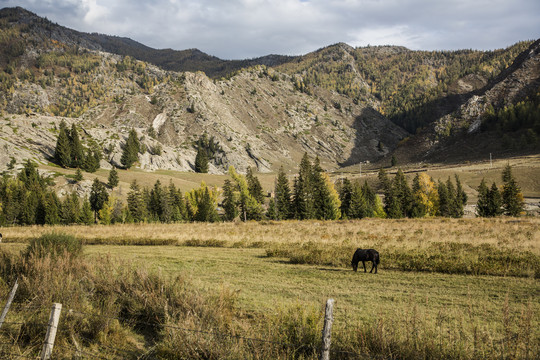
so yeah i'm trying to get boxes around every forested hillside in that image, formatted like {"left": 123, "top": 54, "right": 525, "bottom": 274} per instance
{"left": 276, "top": 41, "right": 533, "bottom": 134}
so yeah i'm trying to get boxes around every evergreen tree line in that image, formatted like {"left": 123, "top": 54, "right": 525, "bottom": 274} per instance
{"left": 0, "top": 160, "right": 94, "bottom": 226}
{"left": 267, "top": 154, "right": 344, "bottom": 220}
{"left": 377, "top": 169, "right": 467, "bottom": 219}
{"left": 476, "top": 164, "right": 525, "bottom": 217}
{"left": 0, "top": 158, "right": 527, "bottom": 226}
{"left": 54, "top": 120, "right": 101, "bottom": 172}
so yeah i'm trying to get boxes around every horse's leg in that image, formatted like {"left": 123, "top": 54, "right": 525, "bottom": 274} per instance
{"left": 369, "top": 261, "right": 374, "bottom": 273}
{"left": 374, "top": 262, "right": 378, "bottom": 274}
{"left": 362, "top": 261, "right": 366, "bottom": 272}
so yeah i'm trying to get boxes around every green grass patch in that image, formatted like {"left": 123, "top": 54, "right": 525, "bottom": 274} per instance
{"left": 266, "top": 241, "right": 540, "bottom": 278}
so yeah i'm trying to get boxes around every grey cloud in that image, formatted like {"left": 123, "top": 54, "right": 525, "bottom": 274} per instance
{"left": 2, "top": 0, "right": 539, "bottom": 59}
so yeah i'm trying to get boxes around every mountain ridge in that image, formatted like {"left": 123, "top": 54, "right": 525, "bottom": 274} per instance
{"left": 0, "top": 6, "right": 538, "bottom": 176}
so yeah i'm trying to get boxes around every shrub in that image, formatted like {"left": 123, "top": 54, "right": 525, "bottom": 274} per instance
{"left": 23, "top": 232, "right": 83, "bottom": 260}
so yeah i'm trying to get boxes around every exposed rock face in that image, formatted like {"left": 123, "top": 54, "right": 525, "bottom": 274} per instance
{"left": 0, "top": 59, "right": 407, "bottom": 174}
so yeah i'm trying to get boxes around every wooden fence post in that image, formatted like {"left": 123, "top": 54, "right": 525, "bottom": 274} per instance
{"left": 0, "top": 278, "right": 19, "bottom": 329}
{"left": 320, "top": 298, "right": 334, "bottom": 360}
{"left": 40, "top": 303, "right": 62, "bottom": 360}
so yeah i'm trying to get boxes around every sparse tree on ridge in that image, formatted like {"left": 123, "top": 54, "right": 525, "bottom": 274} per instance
{"left": 121, "top": 128, "right": 140, "bottom": 169}
{"left": 89, "top": 178, "right": 109, "bottom": 223}
{"left": 70, "top": 123, "right": 84, "bottom": 168}
{"left": 107, "top": 167, "right": 119, "bottom": 188}
{"left": 54, "top": 120, "right": 71, "bottom": 168}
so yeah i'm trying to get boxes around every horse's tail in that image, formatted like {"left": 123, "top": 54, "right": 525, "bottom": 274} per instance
{"left": 374, "top": 252, "right": 380, "bottom": 265}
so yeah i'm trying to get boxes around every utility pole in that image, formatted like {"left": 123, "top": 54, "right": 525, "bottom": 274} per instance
{"left": 490, "top": 153, "right": 492, "bottom": 168}
{"left": 359, "top": 162, "right": 362, "bottom": 178}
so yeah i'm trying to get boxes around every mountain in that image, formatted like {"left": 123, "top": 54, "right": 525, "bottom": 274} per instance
{"left": 0, "top": 6, "right": 538, "bottom": 176}
{"left": 0, "top": 7, "right": 296, "bottom": 78}
{"left": 392, "top": 39, "right": 540, "bottom": 164}
{"left": 0, "top": 6, "right": 407, "bottom": 174}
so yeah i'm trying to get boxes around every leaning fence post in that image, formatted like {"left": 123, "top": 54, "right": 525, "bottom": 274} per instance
{"left": 320, "top": 298, "right": 335, "bottom": 360}
{"left": 40, "top": 303, "right": 62, "bottom": 360}
{"left": 0, "top": 278, "right": 19, "bottom": 329}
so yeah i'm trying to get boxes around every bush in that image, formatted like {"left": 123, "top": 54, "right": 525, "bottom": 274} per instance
{"left": 23, "top": 232, "right": 83, "bottom": 260}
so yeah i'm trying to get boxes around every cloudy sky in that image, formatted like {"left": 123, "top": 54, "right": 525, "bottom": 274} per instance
{"left": 2, "top": 0, "right": 539, "bottom": 59}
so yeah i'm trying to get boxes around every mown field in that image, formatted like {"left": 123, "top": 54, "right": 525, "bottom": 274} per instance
{"left": 0, "top": 218, "right": 539, "bottom": 359}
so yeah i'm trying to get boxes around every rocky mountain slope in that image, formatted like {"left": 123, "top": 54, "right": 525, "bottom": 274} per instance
{"left": 0, "top": 6, "right": 538, "bottom": 176}
{"left": 0, "top": 7, "right": 407, "bottom": 174}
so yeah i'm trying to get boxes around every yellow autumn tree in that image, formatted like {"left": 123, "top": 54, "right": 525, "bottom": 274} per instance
{"left": 411, "top": 173, "right": 439, "bottom": 217}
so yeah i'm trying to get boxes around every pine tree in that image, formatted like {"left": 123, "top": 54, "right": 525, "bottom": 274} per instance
{"left": 274, "top": 166, "right": 292, "bottom": 220}
{"left": 69, "top": 123, "right": 84, "bottom": 168}
{"left": 43, "top": 191, "right": 60, "bottom": 225}
{"left": 488, "top": 182, "right": 504, "bottom": 217}
{"left": 266, "top": 199, "right": 277, "bottom": 220}
{"left": 379, "top": 169, "right": 400, "bottom": 218}
{"left": 159, "top": 188, "right": 173, "bottom": 223}
{"left": 54, "top": 120, "right": 71, "bottom": 168}
{"left": 222, "top": 179, "right": 238, "bottom": 221}
{"left": 437, "top": 181, "right": 450, "bottom": 217}
{"left": 348, "top": 183, "right": 367, "bottom": 219}
{"left": 476, "top": 179, "right": 490, "bottom": 217}
{"left": 194, "top": 146, "right": 209, "bottom": 173}
{"left": 195, "top": 187, "right": 219, "bottom": 222}
{"left": 168, "top": 181, "right": 186, "bottom": 222}
{"left": 246, "top": 167, "right": 265, "bottom": 204}
{"left": 378, "top": 168, "right": 391, "bottom": 192}
{"left": 74, "top": 168, "right": 83, "bottom": 182}
{"left": 455, "top": 175, "right": 468, "bottom": 214}
{"left": 296, "top": 153, "right": 314, "bottom": 218}
{"left": 61, "top": 192, "right": 80, "bottom": 224}
{"left": 98, "top": 201, "right": 112, "bottom": 225}
{"left": 411, "top": 173, "right": 426, "bottom": 218}
{"left": 314, "top": 173, "right": 341, "bottom": 220}
{"left": 80, "top": 197, "right": 94, "bottom": 225}
{"left": 89, "top": 178, "right": 109, "bottom": 223}
{"left": 338, "top": 178, "right": 353, "bottom": 218}
{"left": 121, "top": 128, "right": 140, "bottom": 169}
{"left": 373, "top": 195, "right": 386, "bottom": 218}
{"left": 149, "top": 180, "right": 163, "bottom": 221}
{"left": 393, "top": 170, "right": 413, "bottom": 217}
{"left": 293, "top": 173, "right": 310, "bottom": 220}
{"left": 127, "top": 180, "right": 146, "bottom": 222}
{"left": 501, "top": 164, "right": 524, "bottom": 216}
{"left": 446, "top": 177, "right": 459, "bottom": 218}
{"left": 107, "top": 168, "right": 119, "bottom": 188}
{"left": 82, "top": 141, "right": 101, "bottom": 173}
{"left": 361, "top": 181, "right": 377, "bottom": 218}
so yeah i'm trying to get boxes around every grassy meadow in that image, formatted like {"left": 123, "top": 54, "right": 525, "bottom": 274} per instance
{"left": 0, "top": 218, "right": 539, "bottom": 359}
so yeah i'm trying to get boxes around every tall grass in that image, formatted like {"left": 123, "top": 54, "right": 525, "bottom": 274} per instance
{"left": 0, "top": 236, "right": 322, "bottom": 359}
{"left": 266, "top": 240, "right": 540, "bottom": 278}
{"left": 0, "top": 242, "right": 538, "bottom": 358}
{"left": 3, "top": 218, "right": 539, "bottom": 277}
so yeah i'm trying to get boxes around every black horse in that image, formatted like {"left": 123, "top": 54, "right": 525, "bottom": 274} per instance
{"left": 351, "top": 248, "right": 380, "bottom": 273}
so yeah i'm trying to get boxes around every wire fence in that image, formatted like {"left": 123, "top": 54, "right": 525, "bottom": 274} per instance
{"left": 0, "top": 295, "right": 344, "bottom": 359}
{"left": 1, "top": 283, "right": 528, "bottom": 359}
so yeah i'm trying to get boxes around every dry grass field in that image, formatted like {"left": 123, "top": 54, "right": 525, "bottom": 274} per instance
{"left": 3, "top": 217, "right": 539, "bottom": 254}
{"left": 1, "top": 218, "right": 539, "bottom": 358}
